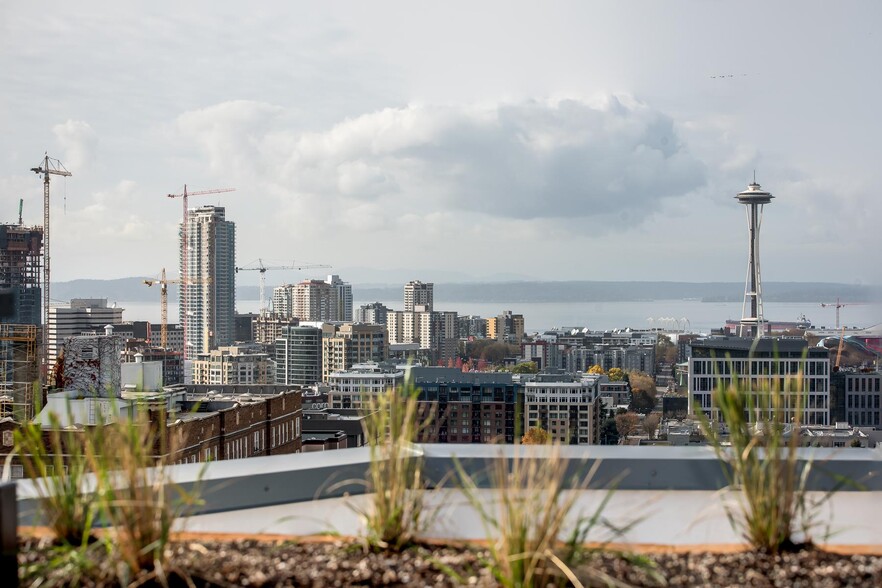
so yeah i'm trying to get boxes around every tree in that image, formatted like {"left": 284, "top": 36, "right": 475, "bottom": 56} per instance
{"left": 521, "top": 426, "right": 550, "bottom": 445}
{"left": 600, "top": 418, "right": 619, "bottom": 445}
{"left": 643, "top": 413, "right": 661, "bottom": 438}
{"left": 510, "top": 361, "right": 538, "bottom": 374}
{"left": 588, "top": 364, "right": 605, "bottom": 375}
{"left": 629, "top": 390, "right": 656, "bottom": 414}
{"left": 615, "top": 412, "right": 640, "bottom": 441}
{"left": 607, "top": 367, "right": 624, "bottom": 382}
{"left": 628, "top": 372, "right": 657, "bottom": 398}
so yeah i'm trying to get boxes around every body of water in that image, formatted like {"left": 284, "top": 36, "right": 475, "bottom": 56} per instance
{"left": 117, "top": 299, "right": 882, "bottom": 334}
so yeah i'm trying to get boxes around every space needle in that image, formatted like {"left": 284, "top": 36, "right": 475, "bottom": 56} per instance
{"left": 736, "top": 178, "right": 774, "bottom": 338}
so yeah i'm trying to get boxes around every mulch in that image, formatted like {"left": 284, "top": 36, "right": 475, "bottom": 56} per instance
{"left": 17, "top": 535, "right": 882, "bottom": 587}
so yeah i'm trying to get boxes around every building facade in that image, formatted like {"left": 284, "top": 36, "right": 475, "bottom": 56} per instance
{"left": 274, "top": 325, "right": 324, "bottom": 386}
{"left": 355, "top": 302, "right": 390, "bottom": 326}
{"left": 47, "top": 299, "right": 124, "bottom": 366}
{"left": 0, "top": 224, "right": 42, "bottom": 326}
{"left": 191, "top": 345, "right": 271, "bottom": 386}
{"left": 688, "top": 337, "right": 831, "bottom": 426}
{"left": 326, "top": 275, "right": 353, "bottom": 322}
{"left": 293, "top": 280, "right": 338, "bottom": 322}
{"left": 404, "top": 280, "right": 433, "bottom": 312}
{"left": 524, "top": 374, "right": 603, "bottom": 445}
{"left": 321, "top": 323, "right": 388, "bottom": 381}
{"left": 181, "top": 206, "right": 236, "bottom": 358}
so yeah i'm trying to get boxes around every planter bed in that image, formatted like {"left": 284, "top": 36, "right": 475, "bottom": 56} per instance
{"left": 17, "top": 533, "right": 882, "bottom": 587}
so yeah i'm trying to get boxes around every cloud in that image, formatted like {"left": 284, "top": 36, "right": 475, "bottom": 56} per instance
{"left": 52, "top": 120, "right": 98, "bottom": 171}
{"left": 174, "top": 95, "right": 708, "bottom": 244}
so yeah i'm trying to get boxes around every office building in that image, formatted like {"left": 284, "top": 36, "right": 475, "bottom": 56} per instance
{"left": 47, "top": 299, "right": 124, "bottom": 366}
{"left": 831, "top": 370, "right": 881, "bottom": 428}
{"left": 404, "top": 280, "right": 433, "bottom": 312}
{"left": 181, "top": 206, "right": 236, "bottom": 358}
{"left": 688, "top": 337, "right": 830, "bottom": 425}
{"left": 274, "top": 324, "right": 330, "bottom": 387}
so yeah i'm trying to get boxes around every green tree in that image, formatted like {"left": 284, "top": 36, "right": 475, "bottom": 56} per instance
{"left": 629, "top": 389, "right": 656, "bottom": 414}
{"left": 511, "top": 361, "right": 539, "bottom": 374}
{"left": 600, "top": 418, "right": 619, "bottom": 445}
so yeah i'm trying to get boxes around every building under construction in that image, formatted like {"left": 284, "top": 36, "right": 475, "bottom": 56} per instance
{"left": 0, "top": 224, "right": 43, "bottom": 421}
{"left": 0, "top": 224, "right": 43, "bottom": 326}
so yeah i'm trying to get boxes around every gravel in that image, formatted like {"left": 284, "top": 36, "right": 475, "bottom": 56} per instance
{"left": 18, "top": 536, "right": 882, "bottom": 587}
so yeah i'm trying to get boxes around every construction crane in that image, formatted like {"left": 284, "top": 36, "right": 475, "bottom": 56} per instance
{"left": 143, "top": 268, "right": 211, "bottom": 349}
{"left": 820, "top": 297, "right": 865, "bottom": 329}
{"left": 835, "top": 327, "right": 846, "bottom": 371}
{"left": 167, "top": 184, "right": 235, "bottom": 359}
{"left": 235, "top": 259, "right": 332, "bottom": 314}
{"left": 31, "top": 153, "right": 71, "bottom": 370}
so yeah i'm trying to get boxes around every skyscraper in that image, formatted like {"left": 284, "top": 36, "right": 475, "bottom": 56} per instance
{"left": 181, "top": 206, "right": 236, "bottom": 359}
{"left": 404, "top": 280, "right": 433, "bottom": 312}
{"left": 326, "top": 274, "right": 353, "bottom": 322}
{"left": 736, "top": 180, "right": 773, "bottom": 338}
{"left": 0, "top": 224, "right": 42, "bottom": 326}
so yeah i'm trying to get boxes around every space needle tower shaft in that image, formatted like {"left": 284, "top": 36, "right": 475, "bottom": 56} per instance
{"left": 736, "top": 179, "right": 774, "bottom": 338}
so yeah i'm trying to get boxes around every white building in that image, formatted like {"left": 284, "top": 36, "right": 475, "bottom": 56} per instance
{"left": 327, "top": 362, "right": 405, "bottom": 410}
{"left": 181, "top": 206, "right": 236, "bottom": 359}
{"left": 404, "top": 280, "right": 433, "bottom": 312}
{"left": 47, "top": 298, "right": 124, "bottom": 365}
{"left": 524, "top": 374, "right": 603, "bottom": 445}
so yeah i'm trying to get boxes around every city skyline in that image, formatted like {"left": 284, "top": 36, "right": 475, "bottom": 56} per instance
{"left": 1, "top": 2, "right": 881, "bottom": 287}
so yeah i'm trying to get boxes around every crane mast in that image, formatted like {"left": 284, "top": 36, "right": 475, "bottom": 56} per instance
{"left": 30, "top": 153, "right": 71, "bottom": 373}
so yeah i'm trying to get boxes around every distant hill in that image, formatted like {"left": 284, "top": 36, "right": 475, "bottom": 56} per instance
{"left": 50, "top": 278, "right": 881, "bottom": 305}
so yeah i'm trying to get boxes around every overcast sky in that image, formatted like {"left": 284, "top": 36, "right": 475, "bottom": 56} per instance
{"left": 1, "top": 1, "right": 880, "bottom": 288}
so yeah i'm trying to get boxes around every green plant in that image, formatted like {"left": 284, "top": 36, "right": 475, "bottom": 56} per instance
{"left": 13, "top": 411, "right": 100, "bottom": 546}
{"left": 699, "top": 365, "right": 831, "bottom": 553}
{"left": 355, "top": 378, "right": 433, "bottom": 551}
{"left": 86, "top": 408, "right": 201, "bottom": 580}
{"left": 456, "top": 444, "right": 629, "bottom": 588}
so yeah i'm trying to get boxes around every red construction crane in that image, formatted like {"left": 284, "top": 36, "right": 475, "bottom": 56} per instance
{"left": 31, "top": 153, "right": 71, "bottom": 372}
{"left": 167, "top": 185, "right": 235, "bottom": 359}
{"left": 235, "top": 259, "right": 331, "bottom": 315}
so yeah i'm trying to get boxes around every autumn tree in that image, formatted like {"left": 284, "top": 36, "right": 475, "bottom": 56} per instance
{"left": 521, "top": 426, "right": 550, "bottom": 445}
{"left": 628, "top": 372, "right": 657, "bottom": 397}
{"left": 588, "top": 364, "right": 605, "bottom": 375}
{"left": 615, "top": 412, "right": 640, "bottom": 441}
{"left": 643, "top": 413, "right": 661, "bottom": 438}
{"left": 607, "top": 367, "right": 624, "bottom": 381}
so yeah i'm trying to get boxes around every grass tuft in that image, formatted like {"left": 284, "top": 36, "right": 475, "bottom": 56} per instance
{"left": 456, "top": 443, "right": 628, "bottom": 588}
{"left": 354, "top": 378, "right": 433, "bottom": 551}
{"left": 699, "top": 362, "right": 835, "bottom": 553}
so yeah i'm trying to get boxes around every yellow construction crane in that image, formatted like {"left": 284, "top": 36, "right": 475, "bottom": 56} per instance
{"left": 166, "top": 184, "right": 235, "bottom": 359}
{"left": 143, "top": 268, "right": 211, "bottom": 349}
{"left": 30, "top": 153, "right": 71, "bottom": 371}
{"left": 235, "top": 259, "right": 331, "bottom": 315}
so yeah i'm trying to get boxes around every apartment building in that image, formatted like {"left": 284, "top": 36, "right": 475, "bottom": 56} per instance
{"left": 404, "top": 280, "right": 433, "bottom": 312}
{"left": 321, "top": 323, "right": 388, "bottom": 381}
{"left": 328, "top": 362, "right": 405, "bottom": 410}
{"left": 191, "top": 345, "right": 271, "bottom": 385}
{"left": 524, "top": 373, "right": 603, "bottom": 445}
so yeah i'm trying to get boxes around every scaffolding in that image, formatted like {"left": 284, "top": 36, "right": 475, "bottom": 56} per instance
{"left": 0, "top": 324, "right": 39, "bottom": 421}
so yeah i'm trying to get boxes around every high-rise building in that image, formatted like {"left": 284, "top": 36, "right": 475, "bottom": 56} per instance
{"left": 326, "top": 275, "right": 352, "bottom": 322}
{"left": 524, "top": 374, "right": 603, "bottom": 445}
{"left": 291, "top": 280, "right": 337, "bottom": 322}
{"left": 180, "top": 206, "right": 236, "bottom": 359}
{"left": 0, "top": 224, "right": 43, "bottom": 326}
{"left": 274, "top": 324, "right": 327, "bottom": 386}
{"left": 321, "top": 323, "right": 388, "bottom": 381}
{"left": 47, "top": 299, "right": 124, "bottom": 366}
{"left": 404, "top": 280, "right": 433, "bottom": 312}
{"left": 355, "top": 302, "right": 390, "bottom": 326}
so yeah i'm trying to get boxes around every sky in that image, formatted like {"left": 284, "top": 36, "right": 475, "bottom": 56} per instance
{"left": 1, "top": 1, "right": 880, "bottom": 288}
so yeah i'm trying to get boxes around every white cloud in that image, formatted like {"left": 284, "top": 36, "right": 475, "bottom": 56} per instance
{"left": 52, "top": 120, "right": 97, "bottom": 171}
